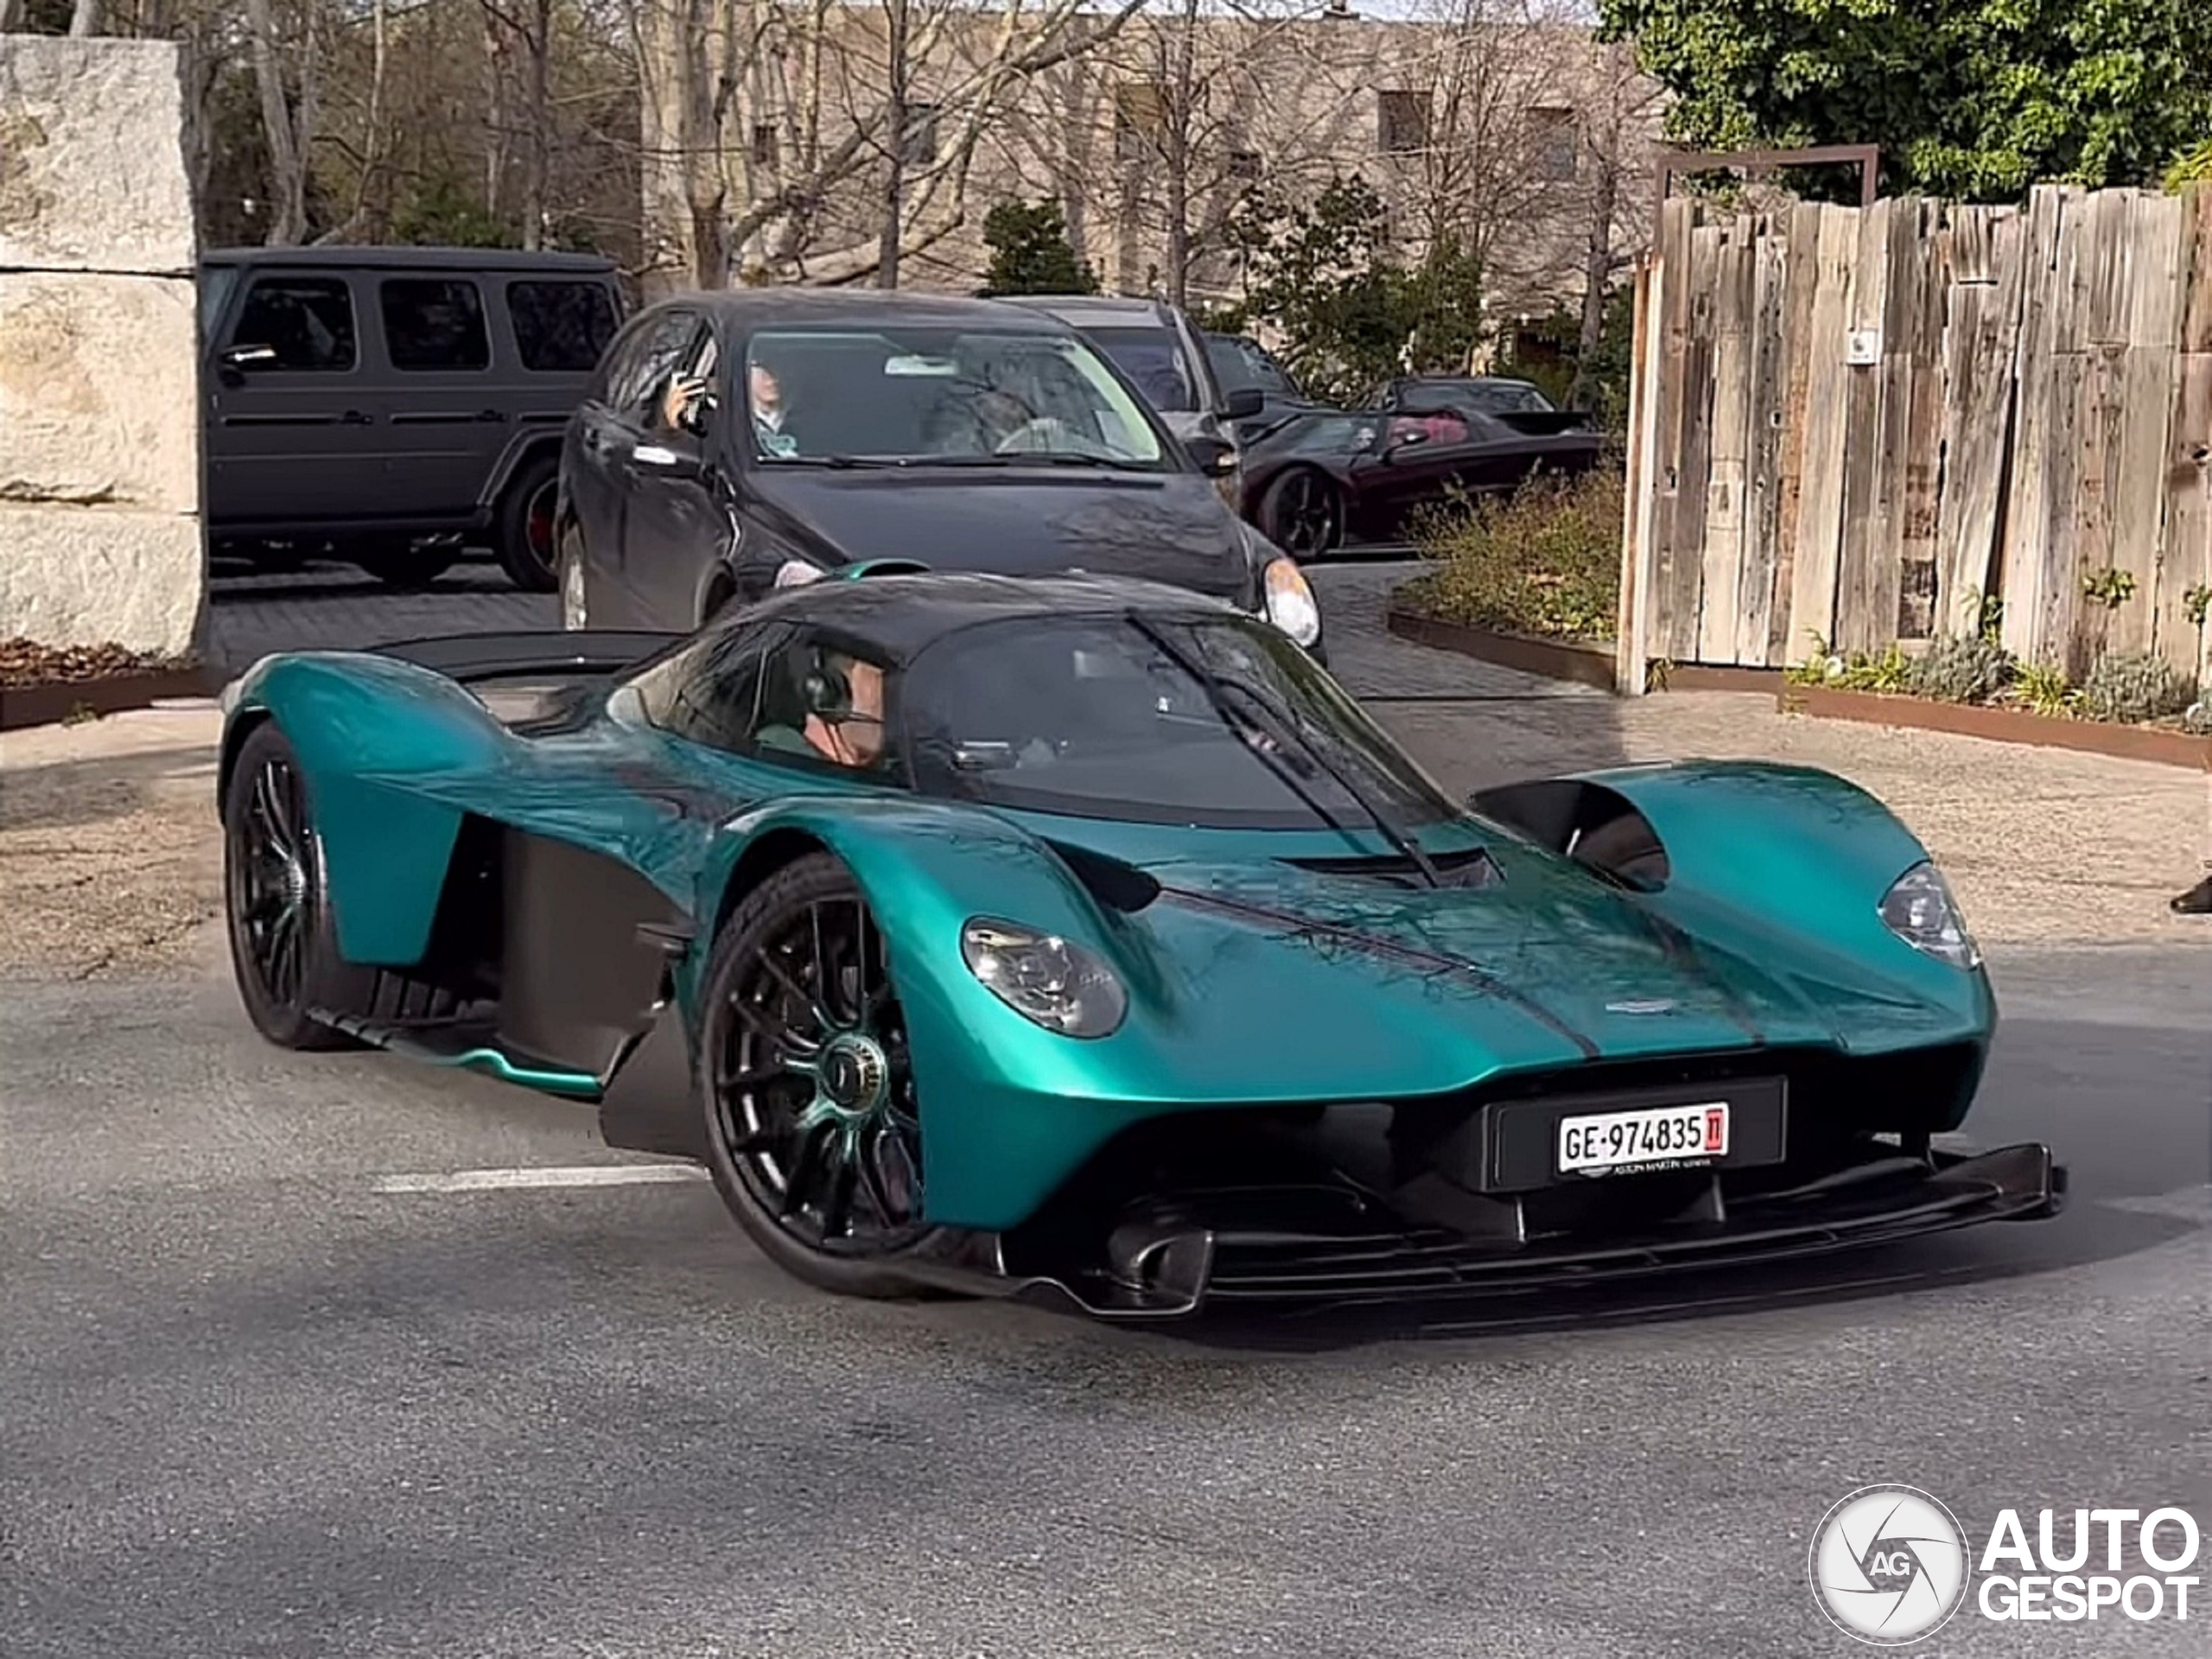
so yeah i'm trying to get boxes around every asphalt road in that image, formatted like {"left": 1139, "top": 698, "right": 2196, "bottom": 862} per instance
{"left": 7, "top": 566, "right": 2209, "bottom": 1658}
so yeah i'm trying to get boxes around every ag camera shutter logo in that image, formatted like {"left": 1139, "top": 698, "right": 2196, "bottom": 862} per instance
{"left": 1808, "top": 1484, "right": 1971, "bottom": 1645}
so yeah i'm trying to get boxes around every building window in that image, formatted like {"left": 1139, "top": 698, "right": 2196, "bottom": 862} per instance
{"left": 1529, "top": 107, "right": 1577, "bottom": 181}
{"left": 751, "top": 123, "right": 779, "bottom": 171}
{"left": 1377, "top": 89, "right": 1430, "bottom": 154}
{"left": 1226, "top": 147, "right": 1263, "bottom": 181}
{"left": 1115, "top": 82, "right": 1166, "bottom": 163}
{"left": 899, "top": 102, "right": 939, "bottom": 166}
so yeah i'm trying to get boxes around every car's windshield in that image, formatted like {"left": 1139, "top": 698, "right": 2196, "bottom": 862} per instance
{"left": 1250, "top": 414, "right": 1381, "bottom": 459}
{"left": 741, "top": 326, "right": 1170, "bottom": 467}
{"left": 1207, "top": 334, "right": 1301, "bottom": 399}
{"left": 899, "top": 613, "right": 1460, "bottom": 830}
{"left": 1082, "top": 325, "right": 1199, "bottom": 413}
{"left": 1432, "top": 378, "right": 1556, "bottom": 415}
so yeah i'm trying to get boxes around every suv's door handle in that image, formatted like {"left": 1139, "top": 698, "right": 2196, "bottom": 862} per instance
{"left": 476, "top": 409, "right": 506, "bottom": 423}
{"left": 340, "top": 409, "right": 373, "bottom": 425}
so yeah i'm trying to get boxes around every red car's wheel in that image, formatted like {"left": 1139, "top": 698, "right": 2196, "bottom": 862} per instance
{"left": 1256, "top": 466, "right": 1344, "bottom": 561}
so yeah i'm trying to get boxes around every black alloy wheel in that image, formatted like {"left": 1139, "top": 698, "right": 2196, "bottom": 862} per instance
{"left": 698, "top": 853, "right": 944, "bottom": 1298}
{"left": 1257, "top": 467, "right": 1344, "bottom": 560}
{"left": 221, "top": 723, "right": 366, "bottom": 1050}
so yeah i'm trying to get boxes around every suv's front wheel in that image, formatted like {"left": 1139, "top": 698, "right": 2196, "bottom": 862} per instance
{"left": 494, "top": 454, "right": 562, "bottom": 593}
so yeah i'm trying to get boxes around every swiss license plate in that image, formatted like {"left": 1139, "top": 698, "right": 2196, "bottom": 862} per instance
{"left": 1557, "top": 1101, "right": 1731, "bottom": 1175}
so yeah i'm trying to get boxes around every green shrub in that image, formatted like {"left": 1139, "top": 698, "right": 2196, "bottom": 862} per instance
{"left": 1909, "top": 632, "right": 2014, "bottom": 703}
{"left": 1397, "top": 469, "right": 1624, "bottom": 643}
{"left": 2080, "top": 650, "right": 2197, "bottom": 724}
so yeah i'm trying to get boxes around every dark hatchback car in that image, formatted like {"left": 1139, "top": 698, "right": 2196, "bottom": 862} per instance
{"left": 200, "top": 246, "right": 625, "bottom": 589}
{"left": 551, "top": 289, "right": 1325, "bottom": 654}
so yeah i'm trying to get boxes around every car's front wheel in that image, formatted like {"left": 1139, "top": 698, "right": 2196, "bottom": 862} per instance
{"left": 1256, "top": 467, "right": 1344, "bottom": 560}
{"left": 221, "top": 723, "right": 372, "bottom": 1050}
{"left": 697, "top": 853, "right": 947, "bottom": 1299}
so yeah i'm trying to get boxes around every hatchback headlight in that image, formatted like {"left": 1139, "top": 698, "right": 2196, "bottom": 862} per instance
{"left": 1262, "top": 556, "right": 1322, "bottom": 647}
{"left": 1878, "top": 861, "right": 1981, "bottom": 969}
{"left": 960, "top": 918, "right": 1127, "bottom": 1038}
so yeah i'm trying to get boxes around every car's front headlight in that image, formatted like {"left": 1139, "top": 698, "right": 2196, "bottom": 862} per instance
{"left": 1878, "top": 861, "right": 1981, "bottom": 969}
{"left": 960, "top": 918, "right": 1128, "bottom": 1038}
{"left": 1261, "top": 555, "right": 1322, "bottom": 647}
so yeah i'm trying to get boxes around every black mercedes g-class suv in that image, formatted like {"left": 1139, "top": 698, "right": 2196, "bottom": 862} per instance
{"left": 200, "top": 246, "right": 626, "bottom": 589}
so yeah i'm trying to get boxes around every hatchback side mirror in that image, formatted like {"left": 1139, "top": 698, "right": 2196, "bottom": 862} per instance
{"left": 1221, "top": 386, "right": 1265, "bottom": 421}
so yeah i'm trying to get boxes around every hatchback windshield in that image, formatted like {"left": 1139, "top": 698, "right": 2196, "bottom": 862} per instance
{"left": 743, "top": 326, "right": 1170, "bottom": 467}
{"left": 899, "top": 613, "right": 1459, "bottom": 830}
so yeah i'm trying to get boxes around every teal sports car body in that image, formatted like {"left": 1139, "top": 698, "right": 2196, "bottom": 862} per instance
{"left": 216, "top": 570, "right": 2063, "bottom": 1317}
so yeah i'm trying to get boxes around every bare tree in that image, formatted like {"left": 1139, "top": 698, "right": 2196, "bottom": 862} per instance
{"left": 245, "top": 0, "right": 319, "bottom": 245}
{"left": 1565, "top": 36, "right": 1662, "bottom": 406}
{"left": 68, "top": 0, "right": 101, "bottom": 36}
{"left": 1068, "top": 0, "right": 1368, "bottom": 306}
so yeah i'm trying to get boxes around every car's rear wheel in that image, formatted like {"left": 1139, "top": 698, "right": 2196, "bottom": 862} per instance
{"left": 698, "top": 853, "right": 947, "bottom": 1299}
{"left": 222, "top": 723, "right": 372, "bottom": 1050}
{"left": 1256, "top": 467, "right": 1344, "bottom": 560}
{"left": 495, "top": 454, "right": 562, "bottom": 593}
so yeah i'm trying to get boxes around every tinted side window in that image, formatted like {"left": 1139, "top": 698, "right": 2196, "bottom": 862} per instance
{"left": 229, "top": 276, "right": 357, "bottom": 372}
{"left": 603, "top": 310, "right": 701, "bottom": 423}
{"left": 508, "top": 279, "right": 620, "bottom": 372}
{"left": 380, "top": 278, "right": 491, "bottom": 372}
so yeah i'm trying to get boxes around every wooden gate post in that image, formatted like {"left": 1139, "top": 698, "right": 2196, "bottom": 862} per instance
{"left": 1616, "top": 249, "right": 1662, "bottom": 693}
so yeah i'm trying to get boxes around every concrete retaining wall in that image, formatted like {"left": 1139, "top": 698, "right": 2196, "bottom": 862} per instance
{"left": 0, "top": 37, "right": 203, "bottom": 658}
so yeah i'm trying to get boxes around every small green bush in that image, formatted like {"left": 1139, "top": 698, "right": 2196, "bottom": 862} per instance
{"left": 2080, "top": 650, "right": 2198, "bottom": 724}
{"left": 1909, "top": 632, "right": 2014, "bottom": 703}
{"left": 1397, "top": 468, "right": 1624, "bottom": 643}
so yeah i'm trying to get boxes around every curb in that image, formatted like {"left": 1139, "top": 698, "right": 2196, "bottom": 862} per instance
{"left": 1382, "top": 607, "right": 1787, "bottom": 697}
{"left": 0, "top": 665, "right": 225, "bottom": 734}
{"left": 1384, "top": 607, "right": 1620, "bottom": 690}
{"left": 1777, "top": 684, "right": 2212, "bottom": 771}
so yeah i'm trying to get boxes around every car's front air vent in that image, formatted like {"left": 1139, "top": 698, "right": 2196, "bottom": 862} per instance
{"left": 1278, "top": 847, "right": 1503, "bottom": 889}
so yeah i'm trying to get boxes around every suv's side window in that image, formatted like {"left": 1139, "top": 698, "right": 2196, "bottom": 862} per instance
{"left": 508, "top": 280, "right": 620, "bottom": 372}
{"left": 380, "top": 278, "right": 492, "bottom": 372}
{"left": 227, "top": 276, "right": 357, "bottom": 372}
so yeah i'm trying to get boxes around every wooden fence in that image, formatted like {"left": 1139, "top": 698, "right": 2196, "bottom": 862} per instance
{"left": 1617, "top": 184, "right": 2212, "bottom": 691}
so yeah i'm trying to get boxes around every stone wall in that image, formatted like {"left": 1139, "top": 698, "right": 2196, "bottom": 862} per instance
{"left": 0, "top": 36, "right": 203, "bottom": 658}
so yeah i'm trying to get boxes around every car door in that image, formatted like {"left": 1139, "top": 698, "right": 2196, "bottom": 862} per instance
{"left": 568, "top": 308, "right": 709, "bottom": 626}
{"left": 203, "top": 267, "right": 369, "bottom": 532}
{"left": 616, "top": 311, "right": 728, "bottom": 627}
{"left": 353, "top": 272, "right": 503, "bottom": 523}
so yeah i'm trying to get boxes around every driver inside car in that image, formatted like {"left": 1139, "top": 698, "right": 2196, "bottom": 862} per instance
{"left": 755, "top": 650, "right": 887, "bottom": 769}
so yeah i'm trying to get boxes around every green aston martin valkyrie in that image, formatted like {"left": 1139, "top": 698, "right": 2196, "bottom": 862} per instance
{"left": 216, "top": 569, "right": 2063, "bottom": 1317}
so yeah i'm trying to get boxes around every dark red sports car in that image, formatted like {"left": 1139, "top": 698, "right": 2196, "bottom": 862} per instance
{"left": 1240, "top": 407, "right": 1603, "bottom": 557}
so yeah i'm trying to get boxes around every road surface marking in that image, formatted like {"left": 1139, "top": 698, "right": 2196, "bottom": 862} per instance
{"left": 372, "top": 1165, "right": 708, "bottom": 1193}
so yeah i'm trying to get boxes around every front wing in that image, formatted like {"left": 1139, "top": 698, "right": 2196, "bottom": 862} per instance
{"left": 862, "top": 1139, "right": 2065, "bottom": 1321}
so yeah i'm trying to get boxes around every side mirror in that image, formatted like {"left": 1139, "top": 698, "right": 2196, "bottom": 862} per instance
{"left": 1184, "top": 434, "right": 1239, "bottom": 479}
{"left": 632, "top": 438, "right": 706, "bottom": 481}
{"left": 1221, "top": 386, "right": 1265, "bottom": 421}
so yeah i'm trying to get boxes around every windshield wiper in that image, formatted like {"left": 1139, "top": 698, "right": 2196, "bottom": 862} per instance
{"left": 1125, "top": 614, "right": 1444, "bottom": 890}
